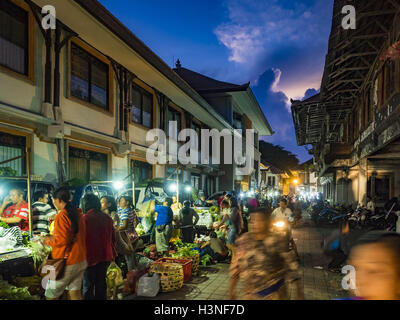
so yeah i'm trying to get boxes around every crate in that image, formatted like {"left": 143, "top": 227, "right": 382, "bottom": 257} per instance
{"left": 150, "top": 263, "right": 184, "bottom": 292}
{"left": 154, "top": 258, "right": 192, "bottom": 282}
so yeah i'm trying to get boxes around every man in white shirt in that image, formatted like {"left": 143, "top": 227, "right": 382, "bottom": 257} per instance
{"left": 272, "top": 198, "right": 293, "bottom": 222}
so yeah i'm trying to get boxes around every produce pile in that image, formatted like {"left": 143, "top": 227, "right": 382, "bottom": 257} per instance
{"left": 170, "top": 240, "right": 199, "bottom": 260}
{"left": 27, "top": 240, "right": 52, "bottom": 272}
{"left": 0, "top": 280, "right": 34, "bottom": 300}
{"left": 135, "top": 223, "right": 146, "bottom": 236}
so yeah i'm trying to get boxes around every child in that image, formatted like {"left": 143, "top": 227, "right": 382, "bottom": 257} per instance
{"left": 347, "top": 231, "right": 400, "bottom": 300}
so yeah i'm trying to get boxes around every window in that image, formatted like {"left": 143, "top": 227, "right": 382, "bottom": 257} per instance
{"left": 191, "top": 174, "right": 200, "bottom": 190}
{"left": 168, "top": 107, "right": 182, "bottom": 137}
{"left": 132, "top": 160, "right": 152, "bottom": 184}
{"left": 0, "top": 1, "right": 28, "bottom": 75}
{"left": 132, "top": 84, "right": 153, "bottom": 128}
{"left": 0, "top": 132, "right": 26, "bottom": 176}
{"left": 71, "top": 43, "right": 109, "bottom": 110}
{"left": 191, "top": 122, "right": 201, "bottom": 151}
{"left": 69, "top": 147, "right": 108, "bottom": 182}
{"left": 233, "top": 112, "right": 243, "bottom": 130}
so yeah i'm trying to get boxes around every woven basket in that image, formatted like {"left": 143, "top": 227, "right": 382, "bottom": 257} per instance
{"left": 191, "top": 252, "right": 200, "bottom": 274}
{"left": 150, "top": 262, "right": 184, "bottom": 292}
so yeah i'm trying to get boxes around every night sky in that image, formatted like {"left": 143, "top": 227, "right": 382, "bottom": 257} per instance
{"left": 99, "top": 0, "right": 334, "bottom": 163}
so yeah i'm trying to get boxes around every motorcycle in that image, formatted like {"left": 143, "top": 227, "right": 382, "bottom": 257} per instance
{"left": 368, "top": 200, "right": 399, "bottom": 231}
{"left": 271, "top": 218, "right": 299, "bottom": 260}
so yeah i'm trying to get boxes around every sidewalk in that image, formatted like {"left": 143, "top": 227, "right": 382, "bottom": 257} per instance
{"left": 132, "top": 222, "right": 348, "bottom": 300}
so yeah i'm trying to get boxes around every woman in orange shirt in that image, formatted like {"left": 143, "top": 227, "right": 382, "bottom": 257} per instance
{"left": 42, "top": 188, "right": 87, "bottom": 300}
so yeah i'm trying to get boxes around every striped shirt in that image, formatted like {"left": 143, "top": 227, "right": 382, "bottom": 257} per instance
{"left": 3, "top": 201, "right": 30, "bottom": 231}
{"left": 32, "top": 201, "right": 57, "bottom": 234}
{"left": 117, "top": 207, "right": 135, "bottom": 232}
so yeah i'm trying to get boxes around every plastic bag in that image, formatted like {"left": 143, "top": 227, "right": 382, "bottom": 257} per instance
{"left": 137, "top": 273, "right": 160, "bottom": 297}
{"left": 106, "top": 262, "right": 124, "bottom": 288}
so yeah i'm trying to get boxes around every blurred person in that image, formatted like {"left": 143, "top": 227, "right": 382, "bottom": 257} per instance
{"left": 118, "top": 196, "right": 139, "bottom": 270}
{"left": 347, "top": 231, "right": 400, "bottom": 300}
{"left": 32, "top": 191, "right": 57, "bottom": 235}
{"left": 101, "top": 195, "right": 131, "bottom": 274}
{"left": 42, "top": 187, "right": 87, "bottom": 300}
{"left": 178, "top": 200, "right": 199, "bottom": 243}
{"left": 226, "top": 197, "right": 243, "bottom": 246}
{"left": 323, "top": 220, "right": 365, "bottom": 272}
{"left": 272, "top": 198, "right": 293, "bottom": 222}
{"left": 82, "top": 194, "right": 116, "bottom": 300}
{"left": 229, "top": 207, "right": 303, "bottom": 300}
{"left": 0, "top": 188, "right": 29, "bottom": 231}
{"left": 155, "top": 198, "right": 174, "bottom": 256}
{"left": 218, "top": 192, "right": 227, "bottom": 209}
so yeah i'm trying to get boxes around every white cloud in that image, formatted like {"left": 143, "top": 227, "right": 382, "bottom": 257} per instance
{"left": 270, "top": 68, "right": 321, "bottom": 111}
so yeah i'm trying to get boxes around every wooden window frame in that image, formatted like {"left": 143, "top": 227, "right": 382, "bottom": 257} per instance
{"left": 131, "top": 158, "right": 154, "bottom": 182}
{"left": 0, "top": 126, "right": 31, "bottom": 176}
{"left": 130, "top": 81, "right": 154, "bottom": 129}
{"left": 167, "top": 103, "right": 184, "bottom": 138}
{"left": 0, "top": 0, "right": 35, "bottom": 84}
{"left": 68, "top": 39, "right": 114, "bottom": 115}
{"left": 67, "top": 141, "right": 111, "bottom": 181}
{"left": 130, "top": 155, "right": 155, "bottom": 180}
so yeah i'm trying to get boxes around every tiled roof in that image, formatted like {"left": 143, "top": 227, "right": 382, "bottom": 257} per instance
{"left": 173, "top": 67, "right": 250, "bottom": 94}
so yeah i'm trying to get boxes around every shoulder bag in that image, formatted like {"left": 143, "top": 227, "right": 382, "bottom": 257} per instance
{"left": 40, "top": 234, "right": 76, "bottom": 280}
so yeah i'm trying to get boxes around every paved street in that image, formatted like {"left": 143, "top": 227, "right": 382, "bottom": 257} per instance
{"left": 133, "top": 218, "right": 348, "bottom": 300}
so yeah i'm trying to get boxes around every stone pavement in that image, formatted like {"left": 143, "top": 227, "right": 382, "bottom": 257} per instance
{"left": 133, "top": 221, "right": 348, "bottom": 300}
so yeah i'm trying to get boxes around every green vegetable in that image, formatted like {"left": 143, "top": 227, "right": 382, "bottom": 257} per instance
{"left": 0, "top": 222, "right": 9, "bottom": 229}
{"left": 27, "top": 241, "right": 52, "bottom": 272}
{"left": 200, "top": 254, "right": 212, "bottom": 267}
{"left": 135, "top": 223, "right": 146, "bottom": 236}
{"left": 0, "top": 281, "right": 33, "bottom": 300}
{"left": 21, "top": 232, "right": 30, "bottom": 246}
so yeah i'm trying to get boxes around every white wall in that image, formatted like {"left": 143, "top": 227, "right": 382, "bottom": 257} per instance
{"left": 32, "top": 136, "right": 58, "bottom": 183}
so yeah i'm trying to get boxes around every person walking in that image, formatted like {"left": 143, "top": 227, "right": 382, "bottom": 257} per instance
{"left": 42, "top": 187, "right": 87, "bottom": 300}
{"left": 178, "top": 200, "right": 199, "bottom": 243}
{"left": 154, "top": 198, "right": 174, "bottom": 256}
{"left": 82, "top": 194, "right": 116, "bottom": 300}
{"left": 229, "top": 207, "right": 303, "bottom": 300}
{"left": 226, "top": 197, "right": 243, "bottom": 248}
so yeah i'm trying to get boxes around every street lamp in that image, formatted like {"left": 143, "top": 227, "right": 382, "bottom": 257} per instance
{"left": 113, "top": 180, "right": 124, "bottom": 190}
{"left": 169, "top": 183, "right": 178, "bottom": 192}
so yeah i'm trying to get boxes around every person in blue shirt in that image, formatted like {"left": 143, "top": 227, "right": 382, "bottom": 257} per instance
{"left": 154, "top": 198, "right": 174, "bottom": 257}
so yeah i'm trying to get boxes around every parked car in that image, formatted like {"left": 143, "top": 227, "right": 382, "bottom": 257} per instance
{"left": 64, "top": 184, "right": 115, "bottom": 208}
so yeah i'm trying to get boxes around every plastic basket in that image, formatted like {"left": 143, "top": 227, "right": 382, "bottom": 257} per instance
{"left": 150, "top": 263, "right": 184, "bottom": 292}
{"left": 154, "top": 258, "right": 192, "bottom": 282}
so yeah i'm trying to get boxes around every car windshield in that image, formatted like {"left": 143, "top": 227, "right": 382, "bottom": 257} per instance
{"left": 0, "top": 180, "right": 27, "bottom": 203}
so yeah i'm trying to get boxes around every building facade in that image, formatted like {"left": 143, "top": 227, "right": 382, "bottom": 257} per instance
{"left": 292, "top": 0, "right": 400, "bottom": 207}
{"left": 0, "top": 0, "right": 272, "bottom": 197}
